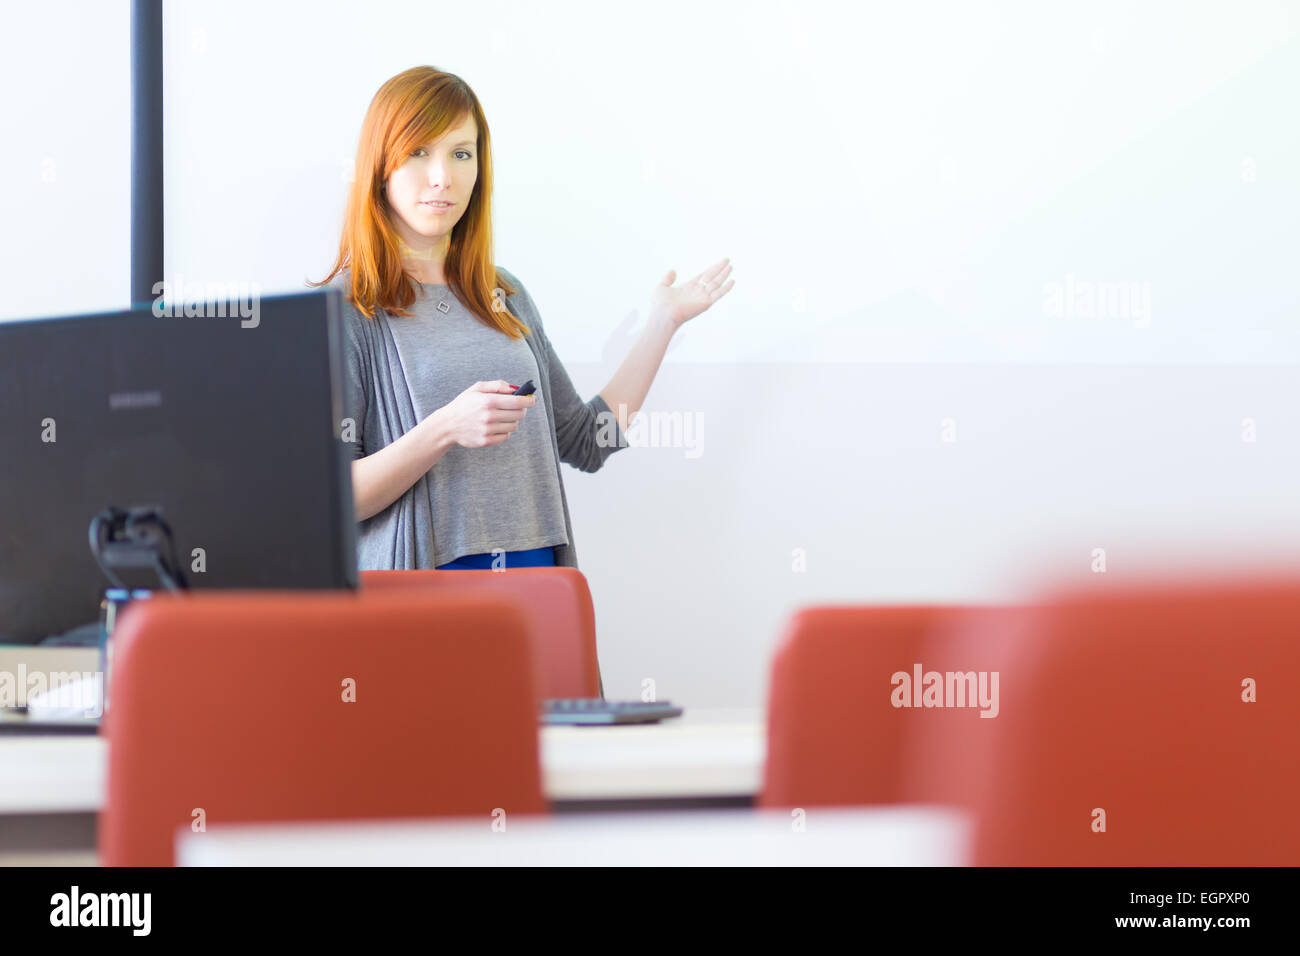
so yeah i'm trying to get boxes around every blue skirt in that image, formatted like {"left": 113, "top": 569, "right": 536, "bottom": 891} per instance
{"left": 435, "top": 546, "right": 557, "bottom": 570}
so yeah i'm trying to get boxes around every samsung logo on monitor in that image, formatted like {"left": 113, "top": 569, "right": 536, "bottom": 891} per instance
{"left": 108, "top": 390, "right": 163, "bottom": 410}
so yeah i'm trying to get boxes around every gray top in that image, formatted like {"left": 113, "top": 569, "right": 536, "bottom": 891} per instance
{"left": 380, "top": 280, "right": 568, "bottom": 566}
{"left": 334, "top": 266, "right": 627, "bottom": 572}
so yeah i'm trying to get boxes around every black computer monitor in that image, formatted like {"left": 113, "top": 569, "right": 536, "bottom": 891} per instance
{"left": 0, "top": 288, "right": 358, "bottom": 643}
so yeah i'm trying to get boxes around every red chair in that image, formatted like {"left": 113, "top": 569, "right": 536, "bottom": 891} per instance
{"left": 362, "top": 567, "right": 602, "bottom": 699}
{"left": 968, "top": 580, "right": 1300, "bottom": 865}
{"left": 761, "top": 604, "right": 1031, "bottom": 812}
{"left": 762, "top": 605, "right": 957, "bottom": 807}
{"left": 99, "top": 590, "right": 546, "bottom": 867}
{"left": 895, "top": 605, "right": 1041, "bottom": 812}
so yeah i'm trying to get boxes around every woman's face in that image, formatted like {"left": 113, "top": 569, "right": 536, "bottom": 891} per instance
{"left": 385, "top": 113, "right": 479, "bottom": 248}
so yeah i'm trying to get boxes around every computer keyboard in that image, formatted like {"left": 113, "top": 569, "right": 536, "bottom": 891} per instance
{"left": 542, "top": 698, "right": 684, "bottom": 725}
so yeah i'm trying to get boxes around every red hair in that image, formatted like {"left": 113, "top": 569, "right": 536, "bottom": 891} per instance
{"left": 311, "top": 66, "right": 528, "bottom": 339}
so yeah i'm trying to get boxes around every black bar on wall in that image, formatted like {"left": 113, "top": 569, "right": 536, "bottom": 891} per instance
{"left": 130, "top": 0, "right": 163, "bottom": 307}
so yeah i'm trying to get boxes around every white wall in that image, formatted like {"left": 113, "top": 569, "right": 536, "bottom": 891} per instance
{"left": 6, "top": 1, "right": 1300, "bottom": 706}
{"left": 565, "top": 359, "right": 1300, "bottom": 704}
{"left": 154, "top": 0, "right": 1300, "bottom": 364}
{"left": 0, "top": 2, "right": 129, "bottom": 321}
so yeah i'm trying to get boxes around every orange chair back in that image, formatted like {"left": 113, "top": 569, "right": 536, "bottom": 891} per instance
{"left": 361, "top": 567, "right": 601, "bottom": 699}
{"left": 761, "top": 604, "right": 1031, "bottom": 812}
{"left": 895, "top": 605, "right": 1039, "bottom": 811}
{"left": 99, "top": 590, "right": 546, "bottom": 867}
{"left": 969, "top": 581, "right": 1300, "bottom": 865}
{"left": 761, "top": 606, "right": 956, "bottom": 807}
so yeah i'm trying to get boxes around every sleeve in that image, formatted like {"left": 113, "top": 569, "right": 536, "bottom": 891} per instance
{"left": 339, "top": 297, "right": 368, "bottom": 461}
{"left": 545, "top": 328, "right": 627, "bottom": 473}
{"left": 502, "top": 269, "right": 628, "bottom": 474}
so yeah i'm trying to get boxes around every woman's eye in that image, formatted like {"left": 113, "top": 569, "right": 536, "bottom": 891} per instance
{"left": 410, "top": 148, "right": 471, "bottom": 159}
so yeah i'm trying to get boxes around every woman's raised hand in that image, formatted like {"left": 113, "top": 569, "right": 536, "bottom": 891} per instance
{"left": 649, "top": 257, "right": 735, "bottom": 329}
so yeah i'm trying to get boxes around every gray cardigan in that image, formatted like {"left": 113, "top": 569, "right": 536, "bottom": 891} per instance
{"left": 337, "top": 266, "right": 628, "bottom": 573}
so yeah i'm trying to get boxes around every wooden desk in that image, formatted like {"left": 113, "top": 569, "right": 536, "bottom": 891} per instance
{"left": 176, "top": 806, "right": 971, "bottom": 866}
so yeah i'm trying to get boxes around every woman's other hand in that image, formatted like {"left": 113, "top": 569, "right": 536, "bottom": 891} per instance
{"left": 437, "top": 380, "right": 536, "bottom": 449}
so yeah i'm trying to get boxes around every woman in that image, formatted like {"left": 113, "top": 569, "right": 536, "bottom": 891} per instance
{"left": 314, "top": 65, "right": 733, "bottom": 573}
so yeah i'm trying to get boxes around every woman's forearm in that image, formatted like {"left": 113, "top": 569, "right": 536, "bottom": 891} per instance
{"left": 598, "top": 310, "right": 677, "bottom": 434}
{"left": 352, "top": 410, "right": 454, "bottom": 521}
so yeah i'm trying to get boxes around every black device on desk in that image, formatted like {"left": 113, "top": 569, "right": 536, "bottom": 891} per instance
{"left": 0, "top": 709, "right": 102, "bottom": 735}
{"left": 0, "top": 289, "right": 358, "bottom": 645}
{"left": 542, "top": 699, "right": 684, "bottom": 725}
